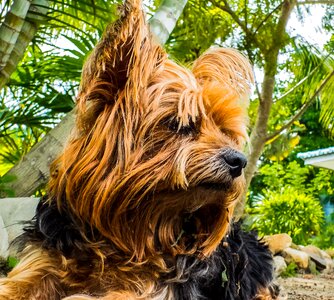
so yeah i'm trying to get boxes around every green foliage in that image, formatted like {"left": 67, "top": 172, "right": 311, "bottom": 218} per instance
{"left": 308, "top": 169, "right": 334, "bottom": 196}
{"left": 249, "top": 187, "right": 324, "bottom": 245}
{"left": 260, "top": 161, "right": 309, "bottom": 190}
{"left": 294, "top": 103, "right": 334, "bottom": 155}
{"left": 250, "top": 160, "right": 334, "bottom": 205}
{"left": 269, "top": 40, "right": 334, "bottom": 138}
{"left": 0, "top": 0, "right": 117, "bottom": 171}
{"left": 7, "top": 256, "right": 18, "bottom": 269}
{"left": 165, "top": 0, "right": 233, "bottom": 62}
{"left": 280, "top": 262, "right": 298, "bottom": 278}
{"left": 0, "top": 174, "right": 16, "bottom": 197}
{"left": 310, "top": 223, "right": 334, "bottom": 250}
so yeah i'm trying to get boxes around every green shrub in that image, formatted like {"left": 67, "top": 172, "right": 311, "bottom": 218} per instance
{"left": 280, "top": 262, "right": 298, "bottom": 278}
{"left": 249, "top": 187, "right": 324, "bottom": 245}
{"left": 310, "top": 223, "right": 334, "bottom": 250}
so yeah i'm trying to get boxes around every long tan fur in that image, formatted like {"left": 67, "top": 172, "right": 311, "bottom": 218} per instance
{"left": 0, "top": 246, "right": 63, "bottom": 299}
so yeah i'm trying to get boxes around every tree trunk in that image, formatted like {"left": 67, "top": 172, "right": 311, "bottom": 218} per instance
{"left": 0, "top": 0, "right": 49, "bottom": 90}
{"left": 244, "top": 72, "right": 275, "bottom": 186}
{"left": 2, "top": 0, "right": 189, "bottom": 197}
{"left": 244, "top": 0, "right": 296, "bottom": 187}
{"left": 5, "top": 111, "right": 75, "bottom": 196}
{"left": 234, "top": 0, "right": 296, "bottom": 218}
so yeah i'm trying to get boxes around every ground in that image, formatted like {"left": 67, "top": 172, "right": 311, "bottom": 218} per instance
{"left": 278, "top": 273, "right": 334, "bottom": 300}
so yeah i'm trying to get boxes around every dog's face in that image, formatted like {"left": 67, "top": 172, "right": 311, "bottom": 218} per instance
{"left": 127, "top": 53, "right": 251, "bottom": 256}
{"left": 49, "top": 2, "right": 253, "bottom": 260}
{"left": 142, "top": 56, "right": 248, "bottom": 192}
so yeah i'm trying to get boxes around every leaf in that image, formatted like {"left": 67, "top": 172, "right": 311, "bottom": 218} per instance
{"left": 0, "top": 174, "right": 16, "bottom": 183}
{"left": 221, "top": 262, "right": 228, "bottom": 287}
{"left": 7, "top": 256, "right": 19, "bottom": 268}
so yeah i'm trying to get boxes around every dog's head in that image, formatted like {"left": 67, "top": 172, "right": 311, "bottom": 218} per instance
{"left": 49, "top": 0, "right": 253, "bottom": 260}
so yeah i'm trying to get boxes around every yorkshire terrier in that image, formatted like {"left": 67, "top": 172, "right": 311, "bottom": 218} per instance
{"left": 0, "top": 1, "right": 279, "bottom": 299}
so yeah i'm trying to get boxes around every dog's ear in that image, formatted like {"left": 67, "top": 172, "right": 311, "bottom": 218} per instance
{"left": 192, "top": 49, "right": 253, "bottom": 144}
{"left": 78, "top": 0, "right": 164, "bottom": 115}
{"left": 192, "top": 48, "right": 254, "bottom": 100}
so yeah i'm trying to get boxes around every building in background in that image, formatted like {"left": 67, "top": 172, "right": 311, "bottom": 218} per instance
{"left": 298, "top": 147, "right": 334, "bottom": 222}
{"left": 297, "top": 147, "right": 334, "bottom": 170}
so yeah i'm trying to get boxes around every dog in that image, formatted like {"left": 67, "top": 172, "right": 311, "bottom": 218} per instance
{"left": 0, "top": 1, "right": 279, "bottom": 299}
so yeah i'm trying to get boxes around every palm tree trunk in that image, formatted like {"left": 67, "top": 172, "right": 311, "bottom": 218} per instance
{"left": 3, "top": 0, "right": 189, "bottom": 197}
{"left": 149, "top": 0, "right": 188, "bottom": 45}
{"left": 5, "top": 111, "right": 75, "bottom": 196}
{"left": 0, "top": 0, "right": 49, "bottom": 90}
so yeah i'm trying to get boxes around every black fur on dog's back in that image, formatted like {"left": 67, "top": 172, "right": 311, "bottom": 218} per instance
{"left": 14, "top": 196, "right": 89, "bottom": 256}
{"left": 169, "top": 223, "right": 277, "bottom": 300}
{"left": 15, "top": 197, "right": 277, "bottom": 299}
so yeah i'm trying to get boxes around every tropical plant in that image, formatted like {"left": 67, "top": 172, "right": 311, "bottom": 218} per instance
{"left": 249, "top": 159, "right": 334, "bottom": 205}
{"left": 0, "top": 0, "right": 120, "bottom": 179}
{"left": 249, "top": 187, "right": 324, "bottom": 245}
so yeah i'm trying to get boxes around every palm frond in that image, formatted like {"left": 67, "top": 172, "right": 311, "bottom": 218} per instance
{"left": 292, "top": 41, "right": 334, "bottom": 138}
{"left": 269, "top": 39, "right": 334, "bottom": 138}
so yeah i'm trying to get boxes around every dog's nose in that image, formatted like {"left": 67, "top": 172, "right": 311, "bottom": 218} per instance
{"left": 222, "top": 151, "right": 247, "bottom": 178}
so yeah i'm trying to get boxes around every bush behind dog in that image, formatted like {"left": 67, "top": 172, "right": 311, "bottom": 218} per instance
{"left": 248, "top": 187, "right": 324, "bottom": 245}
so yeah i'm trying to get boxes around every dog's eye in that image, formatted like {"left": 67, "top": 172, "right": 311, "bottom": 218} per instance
{"left": 222, "top": 129, "right": 242, "bottom": 145}
{"left": 166, "top": 117, "right": 199, "bottom": 136}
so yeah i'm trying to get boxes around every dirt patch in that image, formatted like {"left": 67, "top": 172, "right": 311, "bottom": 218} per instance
{"left": 278, "top": 273, "right": 334, "bottom": 300}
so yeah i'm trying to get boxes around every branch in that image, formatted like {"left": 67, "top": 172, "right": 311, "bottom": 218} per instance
{"left": 274, "top": 56, "right": 329, "bottom": 102}
{"left": 266, "top": 69, "right": 334, "bottom": 142}
{"left": 254, "top": 76, "right": 263, "bottom": 103}
{"left": 210, "top": 0, "right": 261, "bottom": 49}
{"left": 272, "top": 0, "right": 297, "bottom": 53}
{"left": 297, "top": 0, "right": 334, "bottom": 4}
{"left": 244, "top": 0, "right": 248, "bottom": 30}
{"left": 244, "top": 47, "right": 263, "bottom": 102}
{"left": 252, "top": 2, "right": 283, "bottom": 36}
{"left": 243, "top": 1, "right": 296, "bottom": 186}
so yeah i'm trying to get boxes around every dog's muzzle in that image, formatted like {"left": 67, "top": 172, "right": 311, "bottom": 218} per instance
{"left": 221, "top": 150, "right": 247, "bottom": 178}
